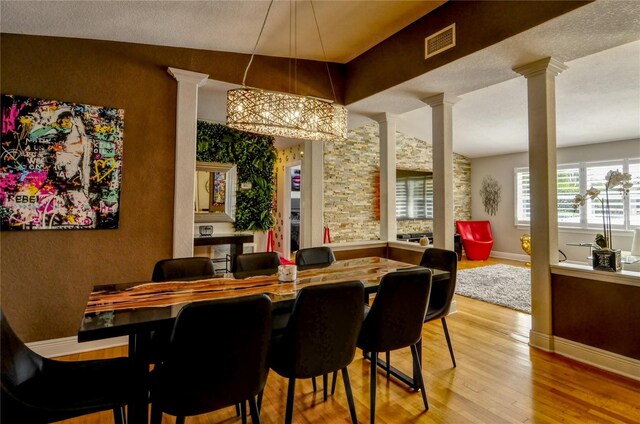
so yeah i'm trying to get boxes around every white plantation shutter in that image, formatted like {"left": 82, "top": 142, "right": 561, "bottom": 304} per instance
{"left": 629, "top": 161, "right": 640, "bottom": 227}
{"left": 425, "top": 178, "right": 434, "bottom": 218}
{"left": 586, "top": 165, "right": 625, "bottom": 227}
{"left": 515, "top": 169, "right": 531, "bottom": 224}
{"left": 557, "top": 167, "right": 581, "bottom": 224}
{"left": 396, "top": 174, "right": 433, "bottom": 219}
{"left": 407, "top": 177, "right": 424, "bottom": 218}
{"left": 515, "top": 159, "right": 637, "bottom": 230}
{"left": 396, "top": 180, "right": 408, "bottom": 218}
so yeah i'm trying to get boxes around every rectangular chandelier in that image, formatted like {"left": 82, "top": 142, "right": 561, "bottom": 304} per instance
{"left": 227, "top": 88, "right": 348, "bottom": 142}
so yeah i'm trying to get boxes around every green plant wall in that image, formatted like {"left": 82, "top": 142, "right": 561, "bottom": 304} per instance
{"left": 196, "top": 121, "right": 276, "bottom": 231}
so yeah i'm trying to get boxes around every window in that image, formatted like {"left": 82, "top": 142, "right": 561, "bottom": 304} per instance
{"left": 629, "top": 161, "right": 640, "bottom": 227}
{"left": 515, "top": 159, "right": 639, "bottom": 230}
{"left": 396, "top": 170, "right": 433, "bottom": 220}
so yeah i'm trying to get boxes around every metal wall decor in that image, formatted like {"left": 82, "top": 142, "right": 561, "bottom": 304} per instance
{"left": 480, "top": 176, "right": 501, "bottom": 216}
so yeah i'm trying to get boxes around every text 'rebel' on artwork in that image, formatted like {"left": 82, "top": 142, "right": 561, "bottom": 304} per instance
{"left": 1, "top": 95, "right": 124, "bottom": 230}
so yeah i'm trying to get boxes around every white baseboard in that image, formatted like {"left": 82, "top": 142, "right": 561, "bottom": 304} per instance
{"left": 529, "top": 330, "right": 554, "bottom": 352}
{"left": 554, "top": 337, "right": 640, "bottom": 381}
{"left": 26, "top": 336, "right": 128, "bottom": 358}
{"left": 448, "top": 299, "right": 458, "bottom": 315}
{"left": 490, "top": 250, "right": 529, "bottom": 262}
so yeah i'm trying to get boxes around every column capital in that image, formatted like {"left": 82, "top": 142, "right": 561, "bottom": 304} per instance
{"left": 371, "top": 112, "right": 400, "bottom": 124}
{"left": 167, "top": 67, "right": 209, "bottom": 86}
{"left": 513, "top": 57, "right": 567, "bottom": 79}
{"left": 421, "top": 93, "right": 460, "bottom": 107}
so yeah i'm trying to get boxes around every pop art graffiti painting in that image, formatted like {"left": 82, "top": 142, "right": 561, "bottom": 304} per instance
{"left": 1, "top": 95, "right": 124, "bottom": 230}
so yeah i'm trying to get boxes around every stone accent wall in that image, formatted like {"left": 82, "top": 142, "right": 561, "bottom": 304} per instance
{"left": 324, "top": 125, "right": 380, "bottom": 242}
{"left": 324, "top": 123, "right": 471, "bottom": 242}
{"left": 396, "top": 130, "right": 433, "bottom": 235}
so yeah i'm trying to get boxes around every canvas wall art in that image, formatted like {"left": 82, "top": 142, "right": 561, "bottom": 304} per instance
{"left": 1, "top": 95, "right": 124, "bottom": 230}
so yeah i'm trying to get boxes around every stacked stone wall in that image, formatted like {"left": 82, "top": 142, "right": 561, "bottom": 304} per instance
{"left": 324, "top": 123, "right": 471, "bottom": 242}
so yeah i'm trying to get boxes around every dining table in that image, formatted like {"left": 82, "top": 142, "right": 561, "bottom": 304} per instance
{"left": 77, "top": 256, "right": 450, "bottom": 424}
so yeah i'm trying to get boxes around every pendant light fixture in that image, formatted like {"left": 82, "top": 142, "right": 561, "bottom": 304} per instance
{"left": 226, "top": 0, "right": 347, "bottom": 142}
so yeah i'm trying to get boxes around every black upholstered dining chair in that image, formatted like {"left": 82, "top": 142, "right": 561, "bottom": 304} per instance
{"left": 152, "top": 256, "right": 215, "bottom": 282}
{"left": 1, "top": 309, "right": 133, "bottom": 424}
{"left": 270, "top": 281, "right": 364, "bottom": 424}
{"left": 357, "top": 268, "right": 432, "bottom": 424}
{"left": 420, "top": 247, "right": 458, "bottom": 367}
{"left": 232, "top": 252, "right": 281, "bottom": 277}
{"left": 148, "top": 257, "right": 217, "bottom": 364}
{"left": 294, "top": 246, "right": 337, "bottom": 396}
{"left": 149, "top": 295, "right": 272, "bottom": 424}
{"left": 231, "top": 251, "right": 287, "bottom": 340}
{"left": 295, "top": 246, "right": 336, "bottom": 267}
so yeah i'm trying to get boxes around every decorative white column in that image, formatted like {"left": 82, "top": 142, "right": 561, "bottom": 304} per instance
{"left": 423, "top": 93, "right": 459, "bottom": 251}
{"left": 374, "top": 113, "right": 398, "bottom": 242}
{"left": 167, "top": 67, "right": 209, "bottom": 258}
{"left": 302, "top": 139, "right": 324, "bottom": 247}
{"left": 514, "top": 57, "right": 567, "bottom": 352}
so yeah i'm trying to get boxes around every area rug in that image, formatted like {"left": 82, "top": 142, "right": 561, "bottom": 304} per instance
{"left": 455, "top": 264, "right": 531, "bottom": 313}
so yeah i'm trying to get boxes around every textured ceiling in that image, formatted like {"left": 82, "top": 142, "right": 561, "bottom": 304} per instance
{"left": 0, "top": 0, "right": 444, "bottom": 63}
{"left": 2, "top": 0, "right": 639, "bottom": 157}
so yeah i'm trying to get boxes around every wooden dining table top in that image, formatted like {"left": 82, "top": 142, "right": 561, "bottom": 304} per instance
{"left": 78, "top": 256, "right": 448, "bottom": 342}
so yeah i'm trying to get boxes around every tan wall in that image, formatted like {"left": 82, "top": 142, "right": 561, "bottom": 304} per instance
{"left": 323, "top": 123, "right": 471, "bottom": 242}
{"left": 0, "top": 34, "right": 342, "bottom": 342}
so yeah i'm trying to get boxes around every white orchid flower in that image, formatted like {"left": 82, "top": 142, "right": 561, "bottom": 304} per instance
{"left": 572, "top": 194, "right": 586, "bottom": 208}
{"left": 574, "top": 169, "right": 634, "bottom": 252}
{"left": 606, "top": 170, "right": 632, "bottom": 189}
{"left": 585, "top": 187, "right": 600, "bottom": 199}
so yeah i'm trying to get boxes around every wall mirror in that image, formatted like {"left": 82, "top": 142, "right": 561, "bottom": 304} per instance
{"left": 194, "top": 161, "right": 236, "bottom": 223}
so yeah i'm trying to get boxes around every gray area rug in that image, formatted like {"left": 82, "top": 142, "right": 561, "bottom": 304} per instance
{"left": 455, "top": 264, "right": 531, "bottom": 313}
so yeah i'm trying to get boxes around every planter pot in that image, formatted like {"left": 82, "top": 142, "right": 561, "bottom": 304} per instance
{"left": 592, "top": 249, "right": 622, "bottom": 272}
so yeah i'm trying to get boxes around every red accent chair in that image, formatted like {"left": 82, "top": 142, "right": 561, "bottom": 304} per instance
{"left": 455, "top": 220, "right": 494, "bottom": 260}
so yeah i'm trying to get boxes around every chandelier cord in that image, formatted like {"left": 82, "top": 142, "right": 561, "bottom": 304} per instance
{"left": 310, "top": 0, "right": 337, "bottom": 103}
{"left": 242, "top": 0, "right": 275, "bottom": 87}
{"left": 288, "top": 0, "right": 292, "bottom": 93}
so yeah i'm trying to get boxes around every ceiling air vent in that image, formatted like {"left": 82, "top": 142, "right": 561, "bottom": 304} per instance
{"left": 425, "top": 23, "right": 456, "bottom": 59}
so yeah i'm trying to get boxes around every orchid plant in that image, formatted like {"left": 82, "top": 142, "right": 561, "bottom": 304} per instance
{"left": 573, "top": 170, "right": 633, "bottom": 250}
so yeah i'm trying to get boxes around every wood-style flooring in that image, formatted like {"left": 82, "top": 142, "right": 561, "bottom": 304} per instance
{"left": 55, "top": 257, "right": 640, "bottom": 423}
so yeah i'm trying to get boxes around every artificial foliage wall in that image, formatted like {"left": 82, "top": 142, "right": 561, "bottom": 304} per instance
{"left": 196, "top": 121, "right": 276, "bottom": 231}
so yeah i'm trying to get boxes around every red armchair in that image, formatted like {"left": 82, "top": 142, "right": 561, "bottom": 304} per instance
{"left": 455, "top": 220, "right": 494, "bottom": 260}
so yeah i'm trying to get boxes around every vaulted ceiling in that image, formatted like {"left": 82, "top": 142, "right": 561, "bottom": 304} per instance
{"left": 2, "top": 1, "right": 639, "bottom": 157}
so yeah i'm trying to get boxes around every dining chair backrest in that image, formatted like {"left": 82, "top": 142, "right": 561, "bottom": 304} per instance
{"left": 420, "top": 248, "right": 458, "bottom": 320}
{"left": 232, "top": 252, "right": 281, "bottom": 274}
{"left": 295, "top": 246, "right": 336, "bottom": 267}
{"left": 2, "top": 308, "right": 133, "bottom": 424}
{"left": 150, "top": 294, "right": 272, "bottom": 417}
{"left": 152, "top": 257, "right": 215, "bottom": 282}
{"left": 1, "top": 308, "right": 43, "bottom": 392}
{"left": 273, "top": 281, "right": 364, "bottom": 379}
{"left": 357, "top": 268, "right": 432, "bottom": 353}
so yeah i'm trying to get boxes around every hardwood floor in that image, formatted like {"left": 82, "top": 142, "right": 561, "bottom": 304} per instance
{"left": 55, "top": 258, "right": 640, "bottom": 423}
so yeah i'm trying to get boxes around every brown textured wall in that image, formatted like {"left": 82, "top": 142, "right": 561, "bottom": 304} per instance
{"left": 0, "top": 34, "right": 343, "bottom": 342}
{"left": 345, "top": 0, "right": 591, "bottom": 103}
{"left": 552, "top": 274, "right": 640, "bottom": 359}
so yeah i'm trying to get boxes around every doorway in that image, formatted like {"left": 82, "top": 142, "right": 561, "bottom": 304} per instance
{"left": 283, "top": 162, "right": 301, "bottom": 260}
